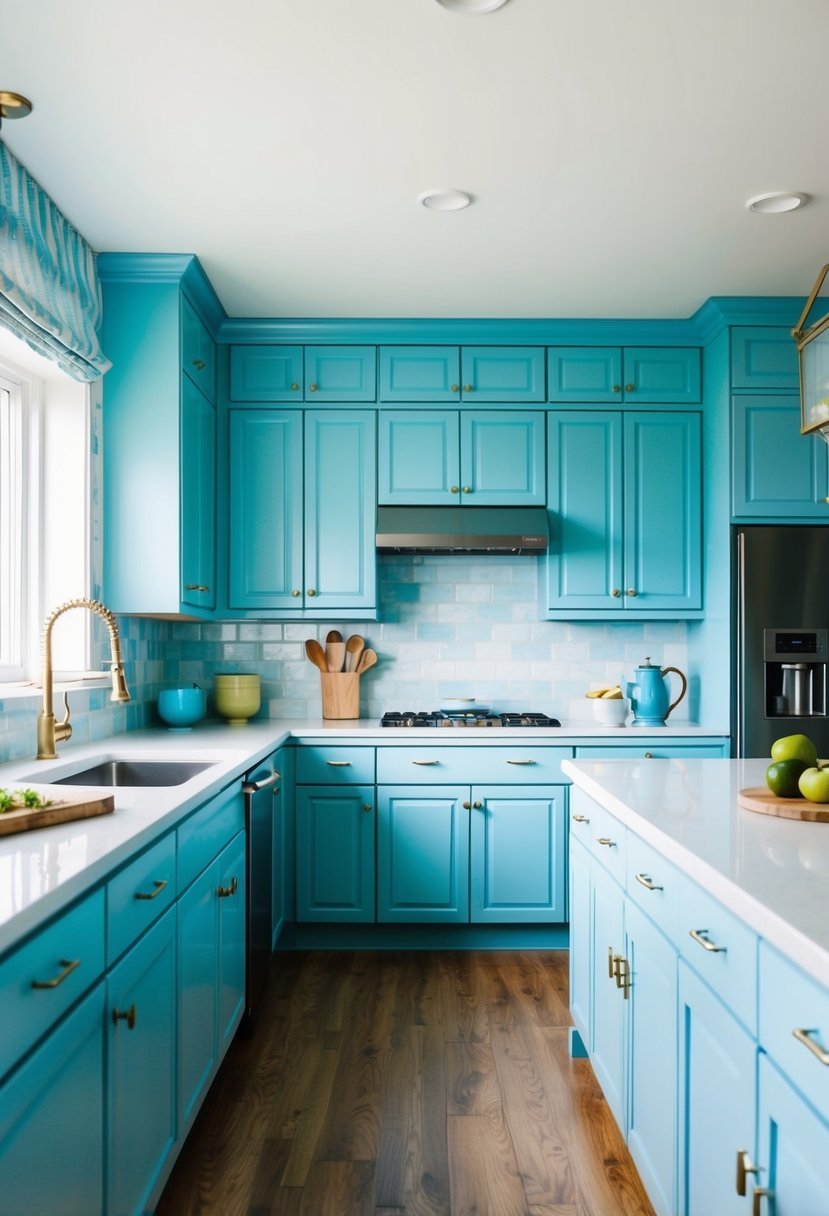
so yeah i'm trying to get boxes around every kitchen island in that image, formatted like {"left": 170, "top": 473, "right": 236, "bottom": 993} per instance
{"left": 563, "top": 755, "right": 829, "bottom": 1216}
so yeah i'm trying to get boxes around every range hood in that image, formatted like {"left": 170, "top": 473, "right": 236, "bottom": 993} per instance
{"left": 376, "top": 506, "right": 549, "bottom": 554}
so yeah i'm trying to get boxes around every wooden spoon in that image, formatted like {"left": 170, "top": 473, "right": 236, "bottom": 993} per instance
{"left": 355, "top": 648, "right": 377, "bottom": 675}
{"left": 326, "top": 629, "right": 343, "bottom": 643}
{"left": 345, "top": 634, "right": 365, "bottom": 672}
{"left": 305, "top": 638, "right": 328, "bottom": 672}
{"left": 325, "top": 641, "right": 346, "bottom": 672}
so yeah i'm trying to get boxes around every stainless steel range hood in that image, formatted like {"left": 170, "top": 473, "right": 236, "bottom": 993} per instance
{"left": 376, "top": 506, "right": 549, "bottom": 554}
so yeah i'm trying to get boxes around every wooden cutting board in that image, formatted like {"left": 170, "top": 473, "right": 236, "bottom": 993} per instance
{"left": 738, "top": 787, "right": 829, "bottom": 822}
{"left": 0, "top": 793, "right": 115, "bottom": 836}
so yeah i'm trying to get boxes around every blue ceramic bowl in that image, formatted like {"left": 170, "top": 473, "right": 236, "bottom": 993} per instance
{"left": 157, "top": 686, "right": 206, "bottom": 730}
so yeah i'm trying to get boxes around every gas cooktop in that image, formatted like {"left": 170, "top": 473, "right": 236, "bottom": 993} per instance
{"left": 380, "top": 711, "right": 561, "bottom": 729}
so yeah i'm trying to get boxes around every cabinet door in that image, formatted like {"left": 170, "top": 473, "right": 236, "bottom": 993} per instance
{"left": 304, "top": 410, "right": 377, "bottom": 611}
{"left": 304, "top": 346, "right": 376, "bottom": 401}
{"left": 228, "top": 409, "right": 303, "bottom": 609}
{"left": 0, "top": 984, "right": 105, "bottom": 1216}
{"left": 217, "top": 830, "right": 247, "bottom": 1049}
{"left": 108, "top": 907, "right": 177, "bottom": 1216}
{"left": 177, "top": 862, "right": 219, "bottom": 1133}
{"left": 460, "top": 411, "right": 546, "bottom": 505}
{"left": 590, "top": 863, "right": 627, "bottom": 1131}
{"left": 295, "top": 786, "right": 375, "bottom": 922}
{"left": 546, "top": 412, "right": 624, "bottom": 611}
{"left": 378, "top": 410, "right": 460, "bottom": 504}
{"left": 757, "top": 1055, "right": 829, "bottom": 1216}
{"left": 547, "top": 346, "right": 623, "bottom": 403}
{"left": 626, "top": 900, "right": 677, "bottom": 1216}
{"left": 623, "top": 347, "right": 701, "bottom": 404}
{"left": 379, "top": 346, "right": 461, "bottom": 402}
{"left": 181, "top": 293, "right": 216, "bottom": 401}
{"left": 623, "top": 412, "right": 701, "bottom": 610}
{"left": 460, "top": 346, "right": 546, "bottom": 402}
{"left": 230, "top": 345, "right": 303, "bottom": 401}
{"left": 181, "top": 376, "right": 216, "bottom": 611}
{"left": 731, "top": 326, "right": 799, "bottom": 391}
{"left": 469, "top": 785, "right": 565, "bottom": 923}
{"left": 568, "top": 835, "right": 591, "bottom": 1050}
{"left": 377, "top": 786, "right": 469, "bottom": 923}
{"left": 678, "top": 959, "right": 756, "bottom": 1216}
{"left": 732, "top": 395, "right": 829, "bottom": 518}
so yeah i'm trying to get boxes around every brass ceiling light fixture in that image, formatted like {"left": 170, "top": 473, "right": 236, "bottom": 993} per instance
{"left": 0, "top": 91, "right": 33, "bottom": 130}
{"left": 793, "top": 262, "right": 829, "bottom": 442}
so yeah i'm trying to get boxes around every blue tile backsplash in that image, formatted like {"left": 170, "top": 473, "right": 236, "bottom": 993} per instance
{"left": 0, "top": 556, "right": 689, "bottom": 760}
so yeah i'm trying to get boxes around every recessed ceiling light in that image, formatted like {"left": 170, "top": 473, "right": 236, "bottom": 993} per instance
{"left": 418, "top": 188, "right": 472, "bottom": 212}
{"left": 435, "top": 0, "right": 510, "bottom": 13}
{"left": 0, "top": 91, "right": 33, "bottom": 129}
{"left": 745, "top": 191, "right": 810, "bottom": 214}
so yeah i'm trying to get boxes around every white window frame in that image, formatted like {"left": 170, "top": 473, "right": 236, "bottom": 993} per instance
{"left": 0, "top": 365, "right": 40, "bottom": 682}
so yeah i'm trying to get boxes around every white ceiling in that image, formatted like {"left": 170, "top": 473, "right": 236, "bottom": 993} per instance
{"left": 2, "top": 0, "right": 828, "bottom": 320}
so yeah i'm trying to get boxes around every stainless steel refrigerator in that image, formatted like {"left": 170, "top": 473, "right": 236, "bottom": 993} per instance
{"left": 734, "top": 526, "right": 829, "bottom": 757}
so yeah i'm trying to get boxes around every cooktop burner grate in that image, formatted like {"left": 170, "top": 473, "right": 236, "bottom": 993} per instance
{"left": 379, "top": 711, "right": 561, "bottom": 728}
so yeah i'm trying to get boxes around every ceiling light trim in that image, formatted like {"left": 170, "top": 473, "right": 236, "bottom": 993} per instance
{"left": 435, "top": 0, "right": 510, "bottom": 12}
{"left": 418, "top": 188, "right": 472, "bottom": 212}
{"left": 745, "top": 191, "right": 810, "bottom": 214}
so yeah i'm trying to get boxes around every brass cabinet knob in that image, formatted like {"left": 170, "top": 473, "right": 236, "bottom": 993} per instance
{"left": 186, "top": 584, "right": 209, "bottom": 592}
{"left": 291, "top": 589, "right": 301, "bottom": 597}
{"left": 309, "top": 383, "right": 318, "bottom": 392}
{"left": 644, "top": 752, "right": 654, "bottom": 759}
{"left": 307, "top": 588, "right": 317, "bottom": 597}
{"left": 612, "top": 384, "right": 622, "bottom": 393}
{"left": 611, "top": 588, "right": 621, "bottom": 597}
{"left": 626, "top": 588, "right": 638, "bottom": 597}
{"left": 462, "top": 485, "right": 472, "bottom": 494}
{"left": 463, "top": 800, "right": 471, "bottom": 810}
{"left": 192, "top": 358, "right": 207, "bottom": 371}
{"left": 625, "top": 383, "right": 635, "bottom": 392}
{"left": 291, "top": 382, "right": 299, "bottom": 391}
{"left": 450, "top": 384, "right": 460, "bottom": 393}
{"left": 450, "top": 485, "right": 459, "bottom": 494}
{"left": 463, "top": 384, "right": 474, "bottom": 393}
{"left": 112, "top": 1003, "right": 137, "bottom": 1030}
{"left": 363, "top": 803, "right": 373, "bottom": 813}
{"left": 473, "top": 800, "right": 483, "bottom": 809}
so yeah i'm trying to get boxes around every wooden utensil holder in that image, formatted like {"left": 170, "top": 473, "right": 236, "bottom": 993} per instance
{"left": 321, "top": 672, "right": 360, "bottom": 719}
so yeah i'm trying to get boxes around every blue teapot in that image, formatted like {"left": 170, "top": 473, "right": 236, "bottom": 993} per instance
{"left": 625, "top": 657, "right": 687, "bottom": 727}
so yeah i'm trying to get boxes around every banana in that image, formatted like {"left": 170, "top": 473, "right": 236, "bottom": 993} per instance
{"left": 600, "top": 687, "right": 623, "bottom": 699}
{"left": 585, "top": 684, "right": 622, "bottom": 699}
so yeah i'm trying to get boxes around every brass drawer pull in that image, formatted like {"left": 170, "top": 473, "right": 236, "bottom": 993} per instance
{"left": 792, "top": 1027, "right": 829, "bottom": 1065}
{"left": 634, "top": 872, "right": 663, "bottom": 892}
{"left": 243, "top": 770, "right": 281, "bottom": 793}
{"left": 597, "top": 836, "right": 616, "bottom": 847}
{"left": 135, "top": 879, "right": 168, "bottom": 901}
{"left": 608, "top": 947, "right": 616, "bottom": 978}
{"left": 689, "top": 928, "right": 726, "bottom": 953}
{"left": 325, "top": 760, "right": 352, "bottom": 767}
{"left": 217, "top": 877, "right": 238, "bottom": 898}
{"left": 31, "top": 958, "right": 80, "bottom": 989}
{"left": 185, "top": 584, "right": 209, "bottom": 592}
{"left": 613, "top": 955, "right": 631, "bottom": 998}
{"left": 572, "top": 814, "right": 589, "bottom": 823}
{"left": 412, "top": 759, "right": 440, "bottom": 766}
{"left": 112, "top": 1003, "right": 136, "bottom": 1030}
{"left": 506, "top": 759, "right": 536, "bottom": 766}
{"left": 736, "top": 1149, "right": 760, "bottom": 1196}
{"left": 753, "top": 1188, "right": 772, "bottom": 1216}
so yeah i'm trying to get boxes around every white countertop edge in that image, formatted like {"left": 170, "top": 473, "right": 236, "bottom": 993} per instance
{"left": 562, "top": 759, "right": 829, "bottom": 987}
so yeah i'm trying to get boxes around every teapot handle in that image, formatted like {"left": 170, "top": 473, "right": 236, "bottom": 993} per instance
{"left": 662, "top": 666, "right": 687, "bottom": 720}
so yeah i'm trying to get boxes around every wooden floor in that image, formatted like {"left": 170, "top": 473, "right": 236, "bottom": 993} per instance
{"left": 157, "top": 951, "right": 654, "bottom": 1216}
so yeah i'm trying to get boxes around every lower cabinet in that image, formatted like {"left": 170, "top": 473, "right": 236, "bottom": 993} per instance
{"left": 295, "top": 785, "right": 376, "bottom": 922}
{"left": 757, "top": 1055, "right": 829, "bottom": 1216}
{"left": 377, "top": 786, "right": 469, "bottom": 923}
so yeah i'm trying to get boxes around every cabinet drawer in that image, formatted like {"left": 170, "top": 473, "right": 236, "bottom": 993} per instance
{"left": 296, "top": 746, "right": 376, "bottom": 785}
{"left": 626, "top": 832, "right": 679, "bottom": 942}
{"left": 574, "top": 743, "right": 728, "bottom": 760}
{"left": 230, "top": 344, "right": 303, "bottom": 401}
{"left": 178, "top": 783, "right": 245, "bottom": 893}
{"left": 759, "top": 942, "right": 829, "bottom": 1118}
{"left": 107, "top": 832, "right": 176, "bottom": 964}
{"left": 376, "top": 745, "right": 571, "bottom": 784}
{"left": 0, "top": 888, "right": 105, "bottom": 1082}
{"left": 587, "top": 801, "right": 627, "bottom": 884}
{"left": 678, "top": 875, "right": 758, "bottom": 1034}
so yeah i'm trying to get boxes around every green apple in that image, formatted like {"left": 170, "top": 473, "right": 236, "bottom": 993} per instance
{"left": 770, "top": 733, "right": 819, "bottom": 768}
{"left": 798, "top": 766, "right": 829, "bottom": 803}
{"left": 766, "top": 759, "right": 808, "bottom": 798}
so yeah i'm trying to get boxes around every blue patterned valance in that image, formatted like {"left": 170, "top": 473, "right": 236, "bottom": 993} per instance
{"left": 0, "top": 141, "right": 110, "bottom": 381}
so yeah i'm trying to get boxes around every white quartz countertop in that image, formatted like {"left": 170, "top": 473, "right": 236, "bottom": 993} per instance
{"left": 562, "top": 757, "right": 829, "bottom": 987}
{"left": 0, "top": 718, "right": 727, "bottom": 951}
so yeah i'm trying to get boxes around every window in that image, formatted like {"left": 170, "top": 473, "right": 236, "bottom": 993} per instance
{"left": 0, "top": 369, "right": 34, "bottom": 681}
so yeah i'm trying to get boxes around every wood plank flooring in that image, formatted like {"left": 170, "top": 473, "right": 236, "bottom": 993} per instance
{"left": 157, "top": 951, "right": 654, "bottom": 1216}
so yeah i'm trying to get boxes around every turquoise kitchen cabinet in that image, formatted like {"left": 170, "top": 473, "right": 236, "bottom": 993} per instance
{"left": 295, "top": 785, "right": 376, "bottom": 922}
{"left": 230, "top": 344, "right": 376, "bottom": 401}
{"left": 589, "top": 833, "right": 627, "bottom": 1129}
{"left": 548, "top": 346, "right": 700, "bottom": 405}
{"left": 469, "top": 785, "right": 565, "bottom": 923}
{"left": 732, "top": 394, "right": 829, "bottom": 519}
{"left": 731, "top": 326, "right": 799, "bottom": 391}
{"left": 271, "top": 746, "right": 294, "bottom": 949}
{"left": 568, "top": 834, "right": 591, "bottom": 1047}
{"left": 574, "top": 743, "right": 729, "bottom": 759}
{"left": 99, "top": 255, "right": 219, "bottom": 616}
{"left": 379, "top": 345, "right": 545, "bottom": 402}
{"left": 378, "top": 409, "right": 545, "bottom": 504}
{"left": 228, "top": 408, "right": 376, "bottom": 614}
{"left": 546, "top": 411, "right": 702, "bottom": 617}
{"left": 107, "top": 906, "right": 177, "bottom": 1216}
{"left": 177, "top": 829, "right": 246, "bottom": 1135}
{"left": 377, "top": 786, "right": 469, "bottom": 923}
{"left": 0, "top": 983, "right": 105, "bottom": 1216}
{"left": 756, "top": 1055, "right": 829, "bottom": 1216}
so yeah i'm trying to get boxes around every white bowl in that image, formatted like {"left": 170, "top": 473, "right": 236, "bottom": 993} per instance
{"left": 592, "top": 697, "right": 630, "bottom": 726}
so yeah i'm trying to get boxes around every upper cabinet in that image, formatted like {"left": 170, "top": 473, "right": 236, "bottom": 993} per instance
{"left": 99, "top": 255, "right": 219, "bottom": 617}
{"left": 379, "top": 345, "right": 546, "bottom": 403}
{"left": 547, "top": 346, "right": 701, "bottom": 405}
{"left": 546, "top": 410, "right": 702, "bottom": 617}
{"left": 378, "top": 410, "right": 545, "bottom": 505}
{"left": 230, "top": 345, "right": 376, "bottom": 401}
{"left": 731, "top": 326, "right": 799, "bottom": 391}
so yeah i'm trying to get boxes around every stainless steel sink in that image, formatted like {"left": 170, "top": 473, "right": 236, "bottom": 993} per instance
{"left": 52, "top": 759, "right": 214, "bottom": 787}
